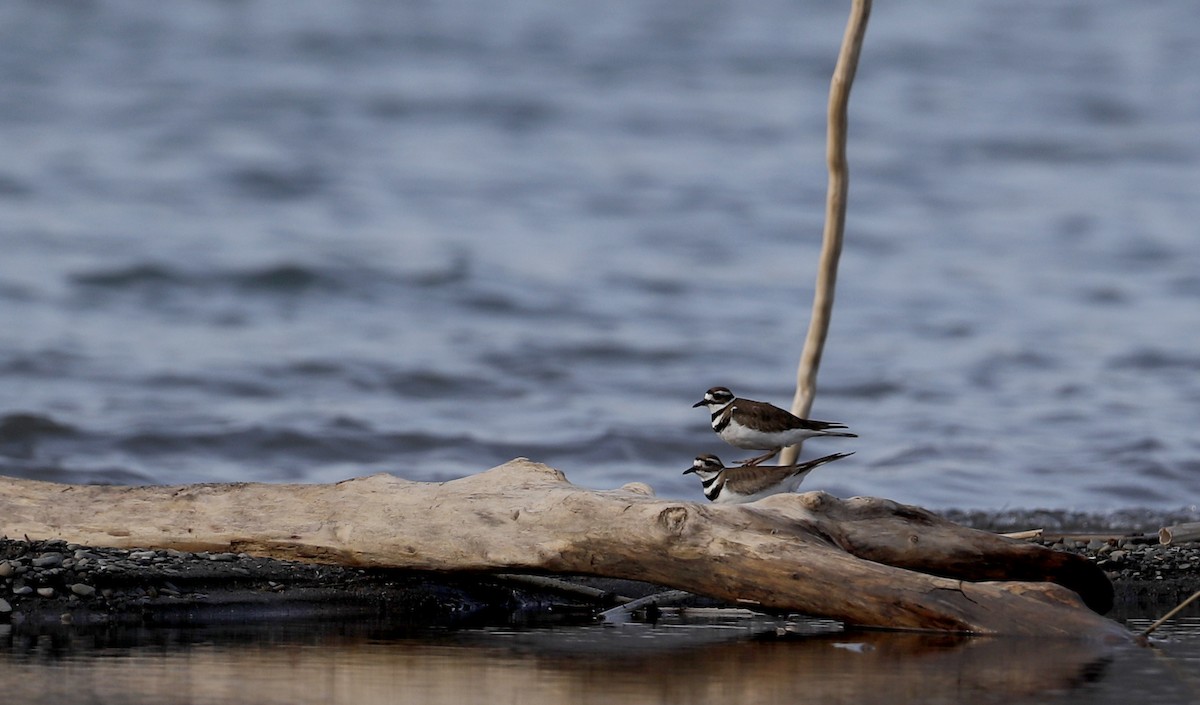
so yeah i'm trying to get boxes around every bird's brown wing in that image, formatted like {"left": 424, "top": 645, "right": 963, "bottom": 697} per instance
{"left": 732, "top": 399, "right": 849, "bottom": 432}
{"left": 721, "top": 464, "right": 806, "bottom": 496}
{"left": 722, "top": 453, "right": 852, "bottom": 496}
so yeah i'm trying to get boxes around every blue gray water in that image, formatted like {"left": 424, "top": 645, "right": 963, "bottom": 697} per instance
{"left": 1, "top": 1, "right": 1198, "bottom": 509}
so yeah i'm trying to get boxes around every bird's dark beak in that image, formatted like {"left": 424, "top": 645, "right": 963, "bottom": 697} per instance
{"left": 682, "top": 467, "right": 696, "bottom": 475}
{"left": 692, "top": 399, "right": 706, "bottom": 408}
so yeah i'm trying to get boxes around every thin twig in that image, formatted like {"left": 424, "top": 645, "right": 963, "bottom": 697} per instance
{"left": 598, "top": 590, "right": 694, "bottom": 623}
{"left": 493, "top": 574, "right": 633, "bottom": 605}
{"left": 781, "top": 0, "right": 872, "bottom": 464}
{"left": 1141, "top": 589, "right": 1200, "bottom": 638}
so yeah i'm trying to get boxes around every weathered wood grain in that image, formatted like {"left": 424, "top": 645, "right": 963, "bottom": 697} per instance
{"left": 0, "top": 459, "right": 1126, "bottom": 639}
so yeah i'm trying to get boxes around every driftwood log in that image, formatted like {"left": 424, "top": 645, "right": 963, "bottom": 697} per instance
{"left": 1159, "top": 522, "right": 1200, "bottom": 546}
{"left": 0, "top": 458, "right": 1127, "bottom": 639}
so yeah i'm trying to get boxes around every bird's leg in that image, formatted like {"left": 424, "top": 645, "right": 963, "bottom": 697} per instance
{"left": 737, "top": 449, "right": 780, "bottom": 467}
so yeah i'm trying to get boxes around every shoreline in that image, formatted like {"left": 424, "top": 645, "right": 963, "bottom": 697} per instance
{"left": 3, "top": 510, "right": 1198, "bottom": 629}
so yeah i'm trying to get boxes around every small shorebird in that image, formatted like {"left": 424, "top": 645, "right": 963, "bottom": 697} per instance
{"left": 693, "top": 386, "right": 856, "bottom": 466}
{"left": 683, "top": 452, "right": 854, "bottom": 503}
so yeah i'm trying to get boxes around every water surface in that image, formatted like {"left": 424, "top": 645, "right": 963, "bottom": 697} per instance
{"left": 1, "top": 3, "right": 1198, "bottom": 510}
{"left": 2, "top": 612, "right": 1199, "bottom": 705}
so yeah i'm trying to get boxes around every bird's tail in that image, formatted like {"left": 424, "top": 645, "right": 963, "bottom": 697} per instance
{"left": 800, "top": 451, "right": 855, "bottom": 472}
{"left": 818, "top": 430, "right": 858, "bottom": 438}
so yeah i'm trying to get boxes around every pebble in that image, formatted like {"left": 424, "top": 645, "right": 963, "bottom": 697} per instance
{"left": 12, "top": 585, "right": 33, "bottom": 596}
{"left": 0, "top": 561, "right": 13, "bottom": 578}
{"left": 208, "top": 553, "right": 237, "bottom": 562}
{"left": 0, "top": 598, "right": 10, "bottom": 613}
{"left": 37, "top": 587, "right": 56, "bottom": 598}
{"left": 70, "top": 583, "right": 96, "bottom": 598}
{"left": 31, "top": 553, "right": 63, "bottom": 568}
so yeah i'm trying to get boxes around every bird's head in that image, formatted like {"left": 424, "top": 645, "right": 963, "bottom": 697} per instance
{"left": 683, "top": 453, "right": 725, "bottom": 480}
{"left": 692, "top": 386, "right": 734, "bottom": 409}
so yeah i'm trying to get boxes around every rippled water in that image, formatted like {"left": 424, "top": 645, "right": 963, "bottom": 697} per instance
{"left": 1, "top": 1, "right": 1198, "bottom": 509}
{"left": 2, "top": 612, "right": 1200, "bottom": 705}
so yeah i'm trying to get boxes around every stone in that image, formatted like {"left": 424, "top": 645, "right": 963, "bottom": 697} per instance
{"left": 0, "top": 561, "right": 13, "bottom": 578}
{"left": 12, "top": 585, "right": 32, "bottom": 596}
{"left": 70, "top": 583, "right": 96, "bottom": 598}
{"left": 36, "top": 587, "right": 55, "bottom": 598}
{"left": 31, "top": 553, "right": 63, "bottom": 568}
{"left": 0, "top": 597, "right": 10, "bottom": 613}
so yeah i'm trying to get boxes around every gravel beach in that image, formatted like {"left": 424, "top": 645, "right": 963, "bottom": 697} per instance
{"left": 3, "top": 510, "right": 1197, "bottom": 627}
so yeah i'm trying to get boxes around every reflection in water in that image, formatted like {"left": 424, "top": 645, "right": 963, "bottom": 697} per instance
{"left": 3, "top": 612, "right": 1189, "bottom": 705}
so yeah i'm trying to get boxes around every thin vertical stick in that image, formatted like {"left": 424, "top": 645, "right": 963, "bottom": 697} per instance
{"left": 780, "top": 0, "right": 871, "bottom": 465}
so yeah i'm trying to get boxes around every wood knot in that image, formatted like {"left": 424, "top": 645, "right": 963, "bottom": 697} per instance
{"left": 657, "top": 506, "right": 690, "bottom": 535}
{"left": 797, "top": 491, "right": 835, "bottom": 511}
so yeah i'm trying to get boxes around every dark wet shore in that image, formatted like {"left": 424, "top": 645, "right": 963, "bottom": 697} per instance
{"left": 2, "top": 510, "right": 1197, "bottom": 628}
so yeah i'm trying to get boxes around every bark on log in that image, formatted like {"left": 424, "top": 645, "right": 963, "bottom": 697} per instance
{"left": 0, "top": 459, "right": 1127, "bottom": 639}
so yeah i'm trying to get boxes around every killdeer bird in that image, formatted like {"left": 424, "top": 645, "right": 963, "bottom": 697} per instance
{"left": 693, "top": 386, "right": 856, "bottom": 466}
{"left": 683, "top": 452, "right": 854, "bottom": 503}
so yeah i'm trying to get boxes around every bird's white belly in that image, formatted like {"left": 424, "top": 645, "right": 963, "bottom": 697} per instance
{"left": 714, "top": 475, "right": 807, "bottom": 504}
{"left": 719, "top": 422, "right": 791, "bottom": 450}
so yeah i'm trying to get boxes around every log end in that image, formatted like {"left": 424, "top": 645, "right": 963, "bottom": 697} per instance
{"left": 982, "top": 582, "right": 1133, "bottom": 642}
